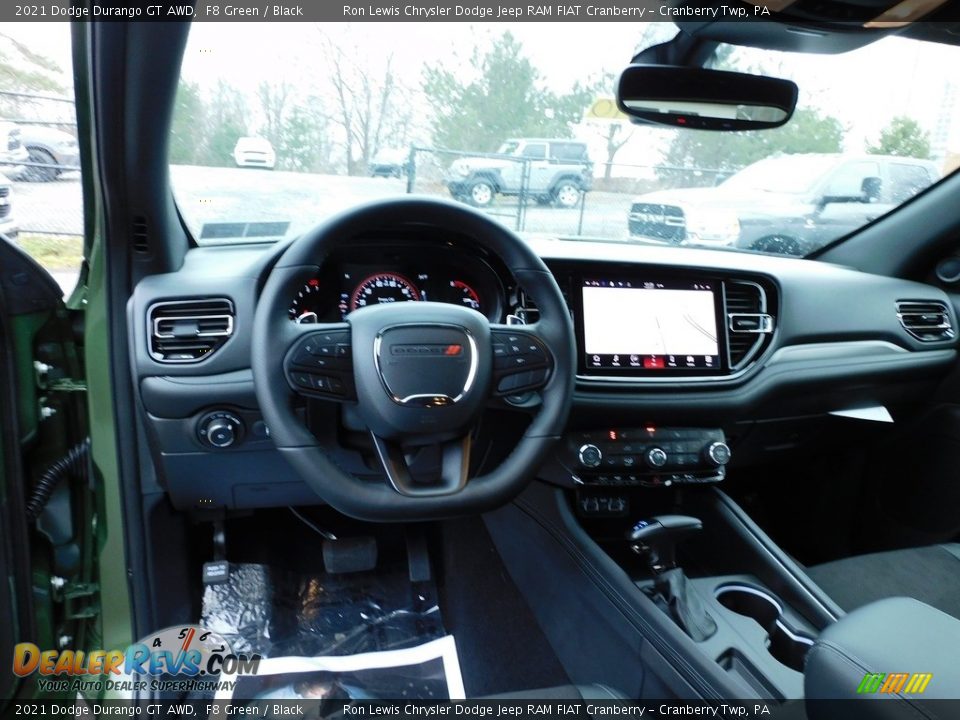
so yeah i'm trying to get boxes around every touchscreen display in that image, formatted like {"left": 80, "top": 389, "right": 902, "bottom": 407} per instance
{"left": 581, "top": 279, "right": 721, "bottom": 371}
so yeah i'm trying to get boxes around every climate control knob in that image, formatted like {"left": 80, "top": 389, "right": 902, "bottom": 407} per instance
{"left": 704, "top": 441, "right": 731, "bottom": 467}
{"left": 645, "top": 447, "right": 668, "bottom": 468}
{"left": 578, "top": 444, "right": 603, "bottom": 468}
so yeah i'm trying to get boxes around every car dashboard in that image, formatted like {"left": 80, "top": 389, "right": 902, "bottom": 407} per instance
{"left": 128, "top": 227, "right": 958, "bottom": 512}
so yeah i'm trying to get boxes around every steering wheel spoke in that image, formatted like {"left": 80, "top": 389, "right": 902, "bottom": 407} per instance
{"left": 489, "top": 324, "right": 554, "bottom": 396}
{"left": 370, "top": 433, "right": 471, "bottom": 497}
{"left": 282, "top": 322, "right": 356, "bottom": 401}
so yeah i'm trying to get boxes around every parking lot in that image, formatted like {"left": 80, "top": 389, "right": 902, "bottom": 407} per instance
{"left": 16, "top": 165, "right": 639, "bottom": 238}
{"left": 11, "top": 165, "right": 643, "bottom": 294}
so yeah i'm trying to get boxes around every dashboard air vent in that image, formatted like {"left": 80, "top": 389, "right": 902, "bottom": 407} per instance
{"left": 724, "top": 281, "right": 773, "bottom": 369}
{"left": 897, "top": 301, "right": 954, "bottom": 342}
{"left": 148, "top": 298, "right": 235, "bottom": 363}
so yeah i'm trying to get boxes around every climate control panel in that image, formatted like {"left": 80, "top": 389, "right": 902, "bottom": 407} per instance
{"left": 564, "top": 427, "right": 730, "bottom": 487}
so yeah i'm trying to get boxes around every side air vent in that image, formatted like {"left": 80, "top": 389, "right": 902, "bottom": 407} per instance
{"left": 724, "top": 281, "right": 774, "bottom": 369}
{"left": 132, "top": 216, "right": 149, "bottom": 254}
{"left": 148, "top": 298, "right": 235, "bottom": 363}
{"left": 897, "top": 300, "right": 954, "bottom": 342}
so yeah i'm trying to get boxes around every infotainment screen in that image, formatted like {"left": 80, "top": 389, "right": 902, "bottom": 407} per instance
{"left": 581, "top": 278, "right": 722, "bottom": 372}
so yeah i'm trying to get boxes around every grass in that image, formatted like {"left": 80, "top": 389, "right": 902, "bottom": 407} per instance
{"left": 14, "top": 233, "right": 84, "bottom": 271}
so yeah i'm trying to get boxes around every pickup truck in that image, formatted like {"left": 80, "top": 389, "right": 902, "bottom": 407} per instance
{"left": 628, "top": 153, "right": 941, "bottom": 255}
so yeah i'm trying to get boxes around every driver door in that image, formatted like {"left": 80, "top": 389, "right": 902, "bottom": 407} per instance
{"left": 0, "top": 237, "right": 96, "bottom": 707}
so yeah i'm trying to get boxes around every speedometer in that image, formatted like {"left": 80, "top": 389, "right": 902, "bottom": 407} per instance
{"left": 350, "top": 273, "right": 421, "bottom": 311}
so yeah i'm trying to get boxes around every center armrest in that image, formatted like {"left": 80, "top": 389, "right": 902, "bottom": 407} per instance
{"left": 805, "top": 596, "right": 960, "bottom": 717}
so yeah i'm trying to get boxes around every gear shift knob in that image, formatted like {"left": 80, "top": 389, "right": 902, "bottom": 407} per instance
{"left": 627, "top": 514, "right": 703, "bottom": 572}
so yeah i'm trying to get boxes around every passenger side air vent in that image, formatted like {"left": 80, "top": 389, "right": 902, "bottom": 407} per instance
{"left": 724, "top": 281, "right": 774, "bottom": 369}
{"left": 148, "top": 298, "right": 235, "bottom": 363}
{"left": 897, "top": 301, "right": 954, "bottom": 342}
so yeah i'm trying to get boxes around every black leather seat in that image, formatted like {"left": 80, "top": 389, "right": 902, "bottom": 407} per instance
{"left": 806, "top": 543, "right": 960, "bottom": 618}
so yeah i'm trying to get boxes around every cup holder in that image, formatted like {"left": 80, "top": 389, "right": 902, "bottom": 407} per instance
{"left": 715, "top": 584, "right": 814, "bottom": 672}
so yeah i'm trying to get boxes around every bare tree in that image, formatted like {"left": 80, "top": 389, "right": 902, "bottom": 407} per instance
{"left": 319, "top": 31, "right": 411, "bottom": 175}
{"left": 602, "top": 123, "right": 633, "bottom": 181}
{"left": 257, "top": 79, "right": 293, "bottom": 143}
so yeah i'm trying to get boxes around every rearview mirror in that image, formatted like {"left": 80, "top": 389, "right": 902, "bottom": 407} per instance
{"left": 617, "top": 65, "right": 799, "bottom": 131}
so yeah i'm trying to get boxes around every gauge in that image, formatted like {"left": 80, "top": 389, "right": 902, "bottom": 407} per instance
{"left": 289, "top": 278, "right": 323, "bottom": 323}
{"left": 350, "top": 272, "right": 421, "bottom": 311}
{"left": 451, "top": 280, "right": 482, "bottom": 312}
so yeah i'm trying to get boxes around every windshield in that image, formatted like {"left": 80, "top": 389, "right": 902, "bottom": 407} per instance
{"left": 170, "top": 23, "right": 960, "bottom": 257}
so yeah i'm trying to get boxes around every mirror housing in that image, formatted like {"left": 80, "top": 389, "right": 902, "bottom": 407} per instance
{"left": 862, "top": 176, "right": 882, "bottom": 202}
{"left": 617, "top": 65, "right": 798, "bottom": 131}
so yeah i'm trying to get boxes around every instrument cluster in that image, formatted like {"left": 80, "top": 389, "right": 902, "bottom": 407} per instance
{"left": 287, "top": 246, "right": 505, "bottom": 324}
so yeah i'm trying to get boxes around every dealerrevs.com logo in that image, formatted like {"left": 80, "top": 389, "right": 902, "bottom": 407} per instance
{"left": 12, "top": 625, "right": 260, "bottom": 694}
{"left": 857, "top": 672, "right": 933, "bottom": 695}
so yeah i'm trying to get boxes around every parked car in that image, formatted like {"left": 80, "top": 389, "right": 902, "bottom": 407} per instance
{"left": 0, "top": 121, "right": 28, "bottom": 180}
{"left": 232, "top": 136, "right": 276, "bottom": 169}
{"left": 17, "top": 125, "right": 79, "bottom": 182}
{"left": 628, "top": 153, "right": 940, "bottom": 255}
{"left": 445, "top": 138, "right": 592, "bottom": 208}
{"left": 369, "top": 148, "right": 408, "bottom": 178}
{"left": 0, "top": 171, "right": 18, "bottom": 240}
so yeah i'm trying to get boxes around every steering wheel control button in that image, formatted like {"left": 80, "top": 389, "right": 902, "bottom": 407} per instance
{"left": 197, "top": 411, "right": 245, "bottom": 449}
{"left": 491, "top": 331, "right": 552, "bottom": 396}
{"left": 284, "top": 327, "right": 355, "bottom": 399}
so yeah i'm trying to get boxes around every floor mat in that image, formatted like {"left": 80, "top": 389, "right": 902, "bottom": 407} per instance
{"left": 436, "top": 517, "right": 571, "bottom": 696}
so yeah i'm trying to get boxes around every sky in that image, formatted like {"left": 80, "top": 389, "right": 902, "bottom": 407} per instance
{"left": 4, "top": 20, "right": 960, "bottom": 166}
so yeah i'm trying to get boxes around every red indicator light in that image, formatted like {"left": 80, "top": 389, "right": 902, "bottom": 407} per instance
{"left": 645, "top": 425, "right": 656, "bottom": 434}
{"left": 608, "top": 430, "right": 617, "bottom": 441}
{"left": 444, "top": 344, "right": 463, "bottom": 356}
{"left": 308, "top": 278, "right": 320, "bottom": 287}
{"left": 677, "top": 117, "right": 687, "bottom": 125}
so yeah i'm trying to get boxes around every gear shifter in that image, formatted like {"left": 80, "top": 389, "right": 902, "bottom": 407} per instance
{"left": 627, "top": 515, "right": 717, "bottom": 641}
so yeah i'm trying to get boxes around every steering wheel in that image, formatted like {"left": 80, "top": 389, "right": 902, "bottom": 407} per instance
{"left": 251, "top": 197, "right": 575, "bottom": 521}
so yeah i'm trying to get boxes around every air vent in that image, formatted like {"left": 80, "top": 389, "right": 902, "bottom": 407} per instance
{"left": 132, "top": 216, "right": 149, "bottom": 254}
{"left": 897, "top": 301, "right": 954, "bottom": 342}
{"left": 724, "top": 281, "right": 773, "bottom": 369}
{"left": 148, "top": 298, "right": 235, "bottom": 363}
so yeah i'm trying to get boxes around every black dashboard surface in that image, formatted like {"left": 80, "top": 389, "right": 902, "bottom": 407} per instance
{"left": 128, "top": 233, "right": 958, "bottom": 510}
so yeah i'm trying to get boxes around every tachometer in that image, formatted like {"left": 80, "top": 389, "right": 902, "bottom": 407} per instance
{"left": 289, "top": 278, "right": 323, "bottom": 323}
{"left": 451, "top": 280, "right": 481, "bottom": 312}
{"left": 350, "top": 273, "right": 421, "bottom": 311}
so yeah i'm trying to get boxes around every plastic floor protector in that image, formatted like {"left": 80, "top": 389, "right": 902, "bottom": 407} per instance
{"left": 194, "top": 561, "right": 461, "bottom": 704}
{"left": 201, "top": 562, "right": 446, "bottom": 658}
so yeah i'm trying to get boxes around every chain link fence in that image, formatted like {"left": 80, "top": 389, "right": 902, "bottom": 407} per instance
{"left": 403, "top": 145, "right": 728, "bottom": 241}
